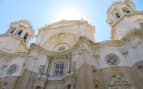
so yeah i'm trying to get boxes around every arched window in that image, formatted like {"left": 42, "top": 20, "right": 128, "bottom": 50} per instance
{"left": 115, "top": 13, "right": 120, "bottom": 19}
{"left": 23, "top": 33, "right": 28, "bottom": 41}
{"left": 123, "top": 7, "right": 130, "bottom": 13}
{"left": 10, "top": 29, "right": 15, "bottom": 34}
{"left": 17, "top": 30, "right": 22, "bottom": 35}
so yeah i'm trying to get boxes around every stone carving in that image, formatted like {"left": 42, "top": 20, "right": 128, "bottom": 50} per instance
{"left": 44, "top": 32, "right": 77, "bottom": 51}
{"left": 39, "top": 65, "right": 46, "bottom": 76}
{"left": 109, "top": 74, "right": 130, "bottom": 89}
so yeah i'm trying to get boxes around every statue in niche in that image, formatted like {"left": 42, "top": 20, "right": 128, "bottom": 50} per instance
{"left": 93, "top": 80, "right": 102, "bottom": 89}
{"left": 39, "top": 65, "right": 46, "bottom": 79}
{"left": 7, "top": 64, "right": 17, "bottom": 75}
{"left": 135, "top": 61, "right": 143, "bottom": 72}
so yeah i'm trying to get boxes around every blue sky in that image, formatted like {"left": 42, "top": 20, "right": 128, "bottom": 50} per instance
{"left": 0, "top": 0, "right": 143, "bottom": 42}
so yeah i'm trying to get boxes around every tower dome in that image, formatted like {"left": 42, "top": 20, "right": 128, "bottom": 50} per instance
{"left": 0, "top": 20, "right": 35, "bottom": 53}
{"left": 107, "top": 0, "right": 143, "bottom": 40}
{"left": 107, "top": 0, "right": 136, "bottom": 25}
{"left": 7, "top": 20, "right": 34, "bottom": 42}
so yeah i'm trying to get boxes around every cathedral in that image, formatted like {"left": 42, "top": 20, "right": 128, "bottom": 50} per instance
{"left": 0, "top": 0, "right": 143, "bottom": 89}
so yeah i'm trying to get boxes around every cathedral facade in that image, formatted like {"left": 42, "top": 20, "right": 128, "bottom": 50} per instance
{"left": 0, "top": 0, "right": 143, "bottom": 89}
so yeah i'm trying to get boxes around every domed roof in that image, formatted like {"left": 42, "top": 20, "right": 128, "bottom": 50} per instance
{"left": 107, "top": 0, "right": 136, "bottom": 14}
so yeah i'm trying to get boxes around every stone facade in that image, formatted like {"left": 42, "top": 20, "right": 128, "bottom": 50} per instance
{"left": 0, "top": 0, "right": 143, "bottom": 89}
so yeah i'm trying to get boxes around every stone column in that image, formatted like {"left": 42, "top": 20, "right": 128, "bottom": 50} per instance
{"left": 15, "top": 69, "right": 33, "bottom": 89}
{"left": 76, "top": 63, "right": 94, "bottom": 89}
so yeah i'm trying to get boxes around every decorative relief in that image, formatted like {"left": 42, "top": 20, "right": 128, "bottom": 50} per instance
{"left": 58, "top": 33, "right": 65, "bottom": 40}
{"left": 44, "top": 32, "right": 78, "bottom": 51}
{"left": 48, "top": 32, "right": 77, "bottom": 45}
{"left": 105, "top": 54, "right": 120, "bottom": 65}
{"left": 109, "top": 74, "right": 130, "bottom": 89}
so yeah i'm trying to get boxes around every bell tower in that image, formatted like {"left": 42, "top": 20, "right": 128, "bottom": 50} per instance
{"left": 0, "top": 20, "right": 34, "bottom": 53}
{"left": 107, "top": 0, "right": 143, "bottom": 40}
{"left": 7, "top": 20, "right": 34, "bottom": 43}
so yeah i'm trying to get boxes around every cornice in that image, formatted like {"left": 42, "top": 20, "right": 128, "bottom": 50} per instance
{"left": 30, "top": 36, "right": 127, "bottom": 57}
{"left": 112, "top": 11, "right": 143, "bottom": 27}
{"left": 94, "top": 40, "right": 126, "bottom": 49}
{"left": 0, "top": 35, "right": 126, "bottom": 59}
{"left": 0, "top": 51, "right": 28, "bottom": 61}
{"left": 122, "top": 28, "right": 143, "bottom": 41}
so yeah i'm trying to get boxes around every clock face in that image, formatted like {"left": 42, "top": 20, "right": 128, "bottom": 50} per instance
{"left": 105, "top": 54, "right": 120, "bottom": 65}
{"left": 7, "top": 64, "right": 17, "bottom": 75}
